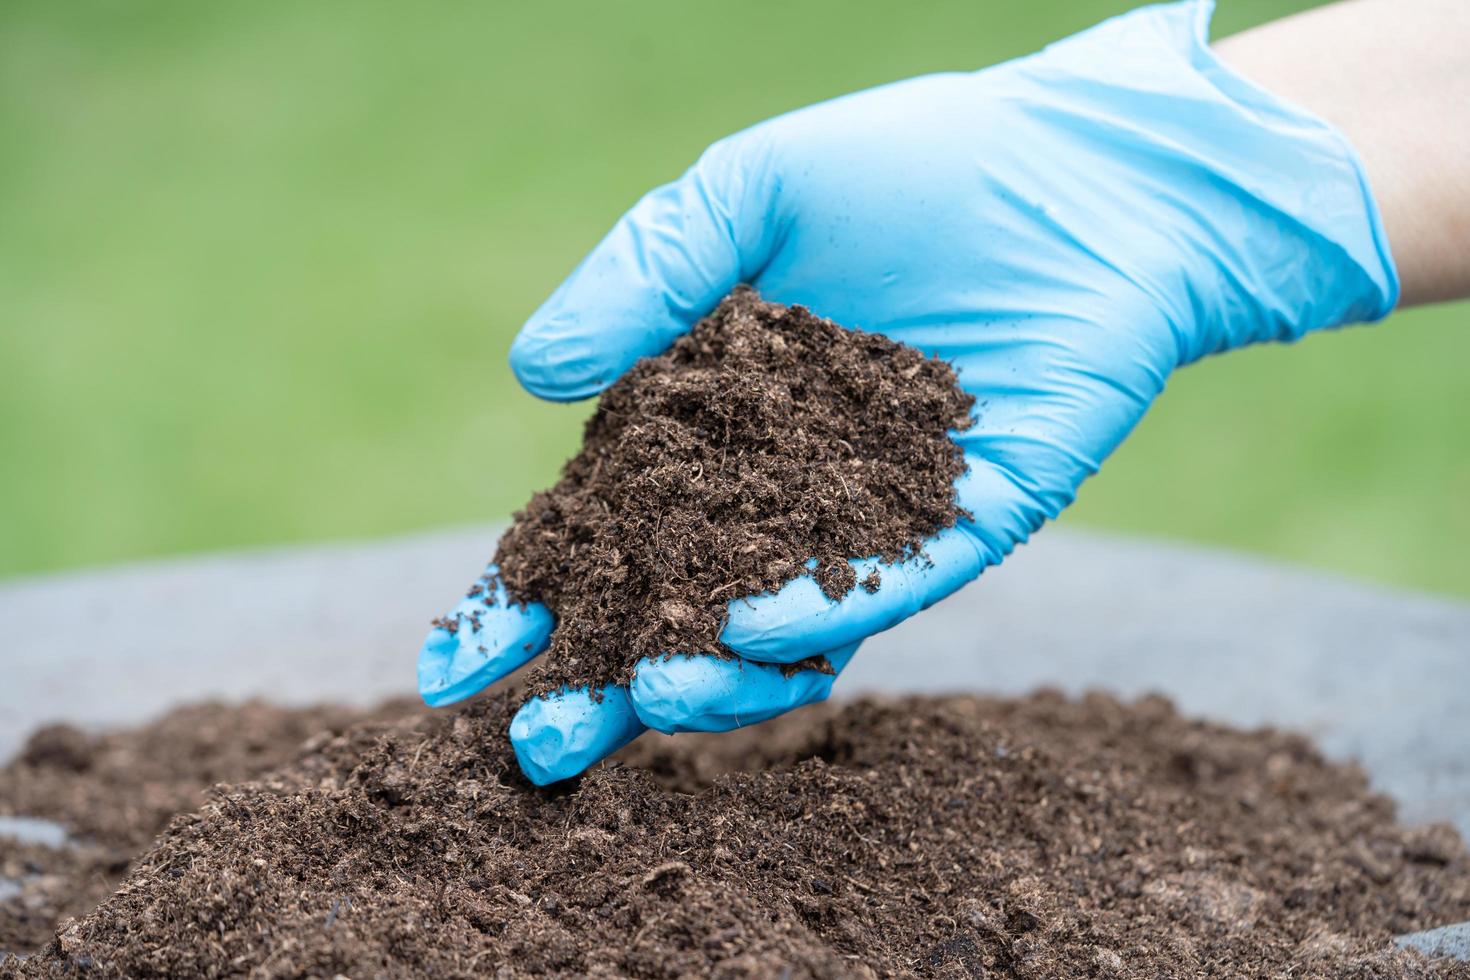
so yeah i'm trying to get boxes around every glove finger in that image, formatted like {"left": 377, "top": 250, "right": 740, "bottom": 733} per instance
{"left": 508, "top": 683, "right": 647, "bottom": 786}
{"left": 719, "top": 451, "right": 1047, "bottom": 663}
{"left": 417, "top": 566, "right": 554, "bottom": 707}
{"left": 508, "top": 133, "right": 779, "bottom": 402}
{"left": 720, "top": 524, "right": 987, "bottom": 664}
{"left": 629, "top": 642, "right": 858, "bottom": 734}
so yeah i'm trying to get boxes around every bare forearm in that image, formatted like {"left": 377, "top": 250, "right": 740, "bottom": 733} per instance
{"left": 1217, "top": 0, "right": 1470, "bottom": 308}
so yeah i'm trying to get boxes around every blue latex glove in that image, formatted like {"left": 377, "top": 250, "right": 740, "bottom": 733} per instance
{"left": 419, "top": 0, "right": 1397, "bottom": 785}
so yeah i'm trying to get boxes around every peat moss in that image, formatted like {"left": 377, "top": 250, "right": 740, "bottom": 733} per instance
{"left": 481, "top": 287, "right": 973, "bottom": 699}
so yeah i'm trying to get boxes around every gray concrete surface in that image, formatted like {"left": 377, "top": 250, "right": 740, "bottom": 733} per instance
{"left": 1398, "top": 922, "right": 1470, "bottom": 961}
{"left": 0, "top": 816, "right": 68, "bottom": 849}
{"left": 2, "top": 525, "right": 1468, "bottom": 840}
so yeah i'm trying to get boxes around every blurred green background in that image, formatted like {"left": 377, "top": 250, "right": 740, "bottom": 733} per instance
{"left": 2, "top": 0, "right": 1465, "bottom": 595}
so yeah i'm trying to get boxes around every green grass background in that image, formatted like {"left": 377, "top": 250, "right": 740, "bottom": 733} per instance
{"left": 2, "top": 0, "right": 1466, "bottom": 594}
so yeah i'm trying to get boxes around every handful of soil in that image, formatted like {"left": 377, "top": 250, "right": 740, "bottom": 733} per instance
{"left": 5, "top": 692, "right": 1469, "bottom": 978}
{"left": 483, "top": 287, "right": 974, "bottom": 698}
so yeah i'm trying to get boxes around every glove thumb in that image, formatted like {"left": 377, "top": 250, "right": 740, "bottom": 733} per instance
{"left": 509, "top": 134, "right": 777, "bottom": 401}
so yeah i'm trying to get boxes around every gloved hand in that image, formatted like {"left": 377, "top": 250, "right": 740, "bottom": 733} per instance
{"left": 418, "top": 0, "right": 1397, "bottom": 784}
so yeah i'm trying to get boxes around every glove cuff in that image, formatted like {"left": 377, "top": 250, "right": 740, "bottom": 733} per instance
{"left": 1179, "top": 0, "right": 1401, "bottom": 332}
{"left": 1035, "top": 0, "right": 1400, "bottom": 363}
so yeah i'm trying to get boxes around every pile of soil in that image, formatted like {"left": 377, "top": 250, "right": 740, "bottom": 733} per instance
{"left": 0, "top": 699, "right": 415, "bottom": 955}
{"left": 5, "top": 691, "right": 1469, "bottom": 978}
{"left": 467, "top": 287, "right": 974, "bottom": 697}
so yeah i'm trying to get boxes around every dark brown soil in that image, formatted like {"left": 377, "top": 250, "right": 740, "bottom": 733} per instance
{"left": 0, "top": 699, "right": 416, "bottom": 956}
{"left": 5, "top": 691, "right": 1469, "bottom": 978}
{"left": 478, "top": 287, "right": 974, "bottom": 698}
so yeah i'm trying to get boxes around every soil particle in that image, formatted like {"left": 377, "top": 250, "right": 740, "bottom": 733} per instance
{"left": 479, "top": 287, "right": 974, "bottom": 698}
{"left": 5, "top": 691, "right": 1469, "bottom": 978}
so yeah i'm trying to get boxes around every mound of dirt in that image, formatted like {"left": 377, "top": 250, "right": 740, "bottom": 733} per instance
{"left": 0, "top": 699, "right": 416, "bottom": 954}
{"left": 5, "top": 691, "right": 1469, "bottom": 978}
{"left": 464, "top": 287, "right": 974, "bottom": 699}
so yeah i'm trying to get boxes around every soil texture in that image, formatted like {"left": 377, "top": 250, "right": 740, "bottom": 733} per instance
{"left": 479, "top": 287, "right": 974, "bottom": 698}
{"left": 0, "top": 699, "right": 414, "bottom": 955}
{"left": 5, "top": 691, "right": 1470, "bottom": 978}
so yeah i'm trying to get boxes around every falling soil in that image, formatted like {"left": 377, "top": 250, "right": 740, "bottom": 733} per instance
{"left": 5, "top": 691, "right": 1470, "bottom": 978}
{"left": 477, "top": 287, "right": 974, "bottom": 698}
